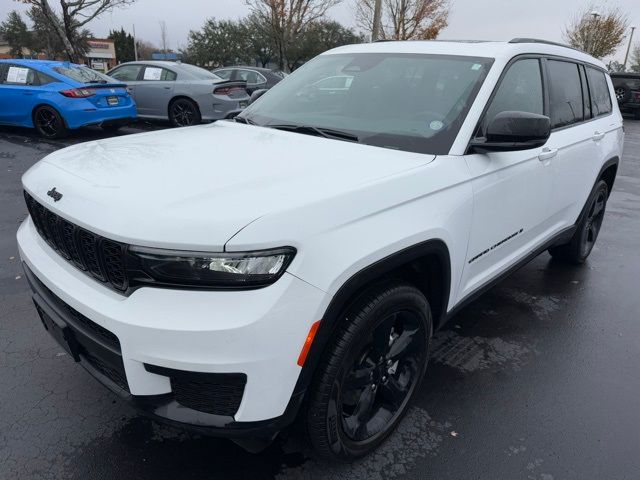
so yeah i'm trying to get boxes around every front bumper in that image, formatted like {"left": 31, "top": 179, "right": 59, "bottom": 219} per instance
{"left": 17, "top": 217, "right": 326, "bottom": 434}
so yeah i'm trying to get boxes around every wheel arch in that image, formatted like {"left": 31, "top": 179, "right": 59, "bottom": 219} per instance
{"left": 293, "top": 238, "right": 451, "bottom": 396}
{"left": 598, "top": 157, "right": 619, "bottom": 198}
{"left": 31, "top": 103, "right": 68, "bottom": 129}
{"left": 168, "top": 95, "right": 201, "bottom": 116}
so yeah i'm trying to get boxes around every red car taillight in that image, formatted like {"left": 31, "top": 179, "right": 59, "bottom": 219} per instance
{"left": 213, "top": 86, "right": 245, "bottom": 96}
{"left": 60, "top": 88, "right": 96, "bottom": 98}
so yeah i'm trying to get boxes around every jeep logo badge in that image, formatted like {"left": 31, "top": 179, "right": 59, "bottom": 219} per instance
{"left": 47, "top": 187, "right": 62, "bottom": 202}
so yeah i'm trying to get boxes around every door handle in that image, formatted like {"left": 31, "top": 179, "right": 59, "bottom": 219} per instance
{"left": 538, "top": 147, "right": 558, "bottom": 161}
{"left": 163, "top": 86, "right": 171, "bottom": 90}
{"left": 592, "top": 131, "right": 605, "bottom": 141}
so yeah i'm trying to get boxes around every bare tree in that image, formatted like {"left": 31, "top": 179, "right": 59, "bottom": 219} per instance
{"left": 355, "top": 0, "right": 449, "bottom": 41}
{"left": 159, "top": 20, "right": 168, "bottom": 54}
{"left": 563, "top": 5, "right": 629, "bottom": 59}
{"left": 245, "top": 0, "right": 342, "bottom": 71}
{"left": 17, "top": 0, "right": 135, "bottom": 62}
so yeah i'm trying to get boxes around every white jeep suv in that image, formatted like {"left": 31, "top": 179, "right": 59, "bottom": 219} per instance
{"left": 17, "top": 39, "right": 623, "bottom": 460}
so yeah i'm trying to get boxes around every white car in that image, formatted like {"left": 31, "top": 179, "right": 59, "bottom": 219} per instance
{"left": 17, "top": 39, "right": 623, "bottom": 461}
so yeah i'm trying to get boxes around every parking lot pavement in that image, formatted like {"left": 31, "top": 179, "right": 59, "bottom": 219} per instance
{"left": 1, "top": 119, "right": 640, "bottom": 480}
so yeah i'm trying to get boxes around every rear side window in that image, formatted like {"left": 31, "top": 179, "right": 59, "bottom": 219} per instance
{"left": 547, "top": 60, "right": 584, "bottom": 128}
{"left": 479, "top": 58, "right": 544, "bottom": 135}
{"left": 142, "top": 66, "right": 177, "bottom": 81}
{"left": 2, "top": 65, "right": 39, "bottom": 85}
{"left": 109, "top": 64, "right": 143, "bottom": 81}
{"left": 53, "top": 65, "right": 112, "bottom": 84}
{"left": 215, "top": 69, "right": 233, "bottom": 80}
{"left": 586, "top": 67, "right": 612, "bottom": 117}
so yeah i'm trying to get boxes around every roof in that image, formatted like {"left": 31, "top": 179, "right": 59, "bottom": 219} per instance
{"left": 326, "top": 39, "right": 605, "bottom": 69}
{"left": 0, "top": 59, "right": 76, "bottom": 68}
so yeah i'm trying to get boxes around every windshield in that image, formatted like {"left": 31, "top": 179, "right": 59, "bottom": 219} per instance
{"left": 178, "top": 63, "right": 221, "bottom": 80}
{"left": 53, "top": 65, "right": 114, "bottom": 84}
{"left": 241, "top": 53, "right": 493, "bottom": 155}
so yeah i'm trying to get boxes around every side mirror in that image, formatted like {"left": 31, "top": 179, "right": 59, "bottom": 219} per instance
{"left": 249, "top": 88, "right": 268, "bottom": 105}
{"left": 470, "top": 111, "right": 551, "bottom": 153}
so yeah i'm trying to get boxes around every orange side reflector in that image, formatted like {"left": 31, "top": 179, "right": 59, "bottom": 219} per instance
{"left": 297, "top": 320, "right": 321, "bottom": 367}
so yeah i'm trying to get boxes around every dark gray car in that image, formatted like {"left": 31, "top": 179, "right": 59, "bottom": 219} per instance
{"left": 213, "top": 66, "right": 286, "bottom": 94}
{"left": 108, "top": 61, "right": 250, "bottom": 127}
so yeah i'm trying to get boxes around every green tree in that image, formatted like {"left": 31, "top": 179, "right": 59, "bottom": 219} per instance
{"left": 186, "top": 18, "right": 253, "bottom": 67}
{"left": 18, "top": 0, "right": 135, "bottom": 62}
{"left": 286, "top": 20, "right": 363, "bottom": 70}
{"left": 0, "top": 10, "right": 30, "bottom": 57}
{"left": 244, "top": 13, "right": 276, "bottom": 67}
{"left": 27, "top": 5, "right": 64, "bottom": 58}
{"left": 109, "top": 28, "right": 135, "bottom": 63}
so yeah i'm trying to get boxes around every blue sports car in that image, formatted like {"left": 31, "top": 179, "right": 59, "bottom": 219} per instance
{"left": 0, "top": 59, "right": 137, "bottom": 138}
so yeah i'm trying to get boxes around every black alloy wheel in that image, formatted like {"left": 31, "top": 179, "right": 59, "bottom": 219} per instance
{"left": 579, "top": 186, "right": 606, "bottom": 258}
{"left": 306, "top": 281, "right": 432, "bottom": 461}
{"left": 33, "top": 106, "right": 68, "bottom": 139}
{"left": 548, "top": 179, "right": 609, "bottom": 263}
{"left": 339, "top": 309, "right": 426, "bottom": 442}
{"left": 169, "top": 98, "right": 201, "bottom": 127}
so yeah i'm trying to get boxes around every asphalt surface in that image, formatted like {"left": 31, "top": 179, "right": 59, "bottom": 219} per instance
{"left": 1, "top": 120, "right": 639, "bottom": 480}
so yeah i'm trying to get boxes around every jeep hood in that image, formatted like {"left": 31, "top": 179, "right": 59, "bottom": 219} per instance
{"left": 23, "top": 122, "right": 434, "bottom": 250}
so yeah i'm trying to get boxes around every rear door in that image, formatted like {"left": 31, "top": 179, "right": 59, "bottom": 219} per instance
{"left": 460, "top": 57, "right": 554, "bottom": 298}
{"left": 543, "top": 59, "right": 603, "bottom": 228}
{"left": 135, "top": 66, "right": 177, "bottom": 117}
{"left": 108, "top": 64, "right": 144, "bottom": 104}
{"left": 0, "top": 64, "right": 41, "bottom": 125}
{"left": 236, "top": 68, "right": 267, "bottom": 94}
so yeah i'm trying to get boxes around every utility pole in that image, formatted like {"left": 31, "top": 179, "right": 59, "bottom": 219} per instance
{"left": 133, "top": 24, "right": 138, "bottom": 61}
{"left": 372, "top": 0, "right": 382, "bottom": 41}
{"left": 623, "top": 26, "right": 636, "bottom": 71}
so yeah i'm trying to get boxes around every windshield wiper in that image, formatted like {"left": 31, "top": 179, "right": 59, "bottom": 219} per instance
{"left": 267, "top": 124, "right": 359, "bottom": 143}
{"left": 86, "top": 80, "right": 107, "bottom": 84}
{"left": 235, "top": 115, "right": 257, "bottom": 125}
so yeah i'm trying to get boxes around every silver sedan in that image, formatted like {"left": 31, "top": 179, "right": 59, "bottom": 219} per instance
{"left": 107, "top": 61, "right": 249, "bottom": 127}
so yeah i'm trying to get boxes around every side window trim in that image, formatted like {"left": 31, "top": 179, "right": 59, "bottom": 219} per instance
{"left": 579, "top": 64, "right": 592, "bottom": 121}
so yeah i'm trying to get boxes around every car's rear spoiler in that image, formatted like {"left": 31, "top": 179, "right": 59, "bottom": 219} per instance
{"left": 213, "top": 80, "right": 248, "bottom": 95}
{"left": 83, "top": 83, "right": 128, "bottom": 89}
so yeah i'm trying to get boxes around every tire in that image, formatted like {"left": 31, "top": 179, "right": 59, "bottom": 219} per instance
{"left": 101, "top": 124, "right": 122, "bottom": 132}
{"left": 306, "top": 281, "right": 432, "bottom": 461}
{"left": 548, "top": 180, "right": 608, "bottom": 264}
{"left": 168, "top": 98, "right": 201, "bottom": 127}
{"left": 33, "top": 105, "right": 68, "bottom": 139}
{"left": 614, "top": 84, "right": 630, "bottom": 104}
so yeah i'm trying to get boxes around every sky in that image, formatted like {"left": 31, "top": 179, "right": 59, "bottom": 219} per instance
{"left": 1, "top": 0, "right": 638, "bottom": 63}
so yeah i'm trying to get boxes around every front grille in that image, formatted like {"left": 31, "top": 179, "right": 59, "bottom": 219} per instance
{"left": 145, "top": 364, "right": 246, "bottom": 417}
{"left": 24, "top": 192, "right": 129, "bottom": 292}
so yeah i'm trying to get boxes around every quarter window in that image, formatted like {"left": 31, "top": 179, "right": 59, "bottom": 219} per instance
{"left": 586, "top": 67, "right": 612, "bottom": 116}
{"left": 479, "top": 58, "right": 544, "bottom": 136}
{"left": 109, "top": 64, "right": 143, "bottom": 81}
{"left": 547, "top": 60, "right": 584, "bottom": 128}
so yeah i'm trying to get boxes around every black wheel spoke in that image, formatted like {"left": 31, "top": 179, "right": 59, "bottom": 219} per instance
{"left": 372, "top": 312, "right": 398, "bottom": 357}
{"left": 378, "top": 376, "right": 406, "bottom": 411}
{"left": 344, "top": 364, "right": 375, "bottom": 393}
{"left": 387, "top": 326, "right": 420, "bottom": 360}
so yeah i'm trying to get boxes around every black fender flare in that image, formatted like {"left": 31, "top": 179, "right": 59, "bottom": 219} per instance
{"left": 291, "top": 238, "right": 451, "bottom": 397}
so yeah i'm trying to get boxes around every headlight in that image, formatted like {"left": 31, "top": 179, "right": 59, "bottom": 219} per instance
{"left": 126, "top": 246, "right": 296, "bottom": 289}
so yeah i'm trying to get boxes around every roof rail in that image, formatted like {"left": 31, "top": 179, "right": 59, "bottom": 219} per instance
{"left": 509, "top": 38, "right": 580, "bottom": 51}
